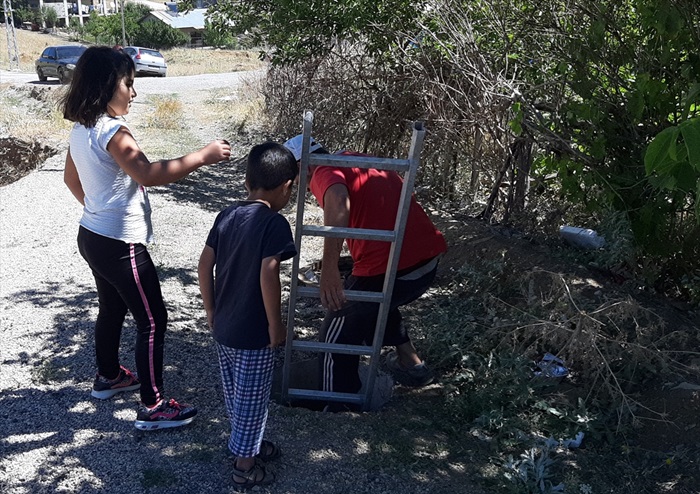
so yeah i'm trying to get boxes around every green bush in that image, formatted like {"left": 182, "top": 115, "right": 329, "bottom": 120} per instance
{"left": 42, "top": 6, "right": 58, "bottom": 28}
{"left": 202, "top": 23, "right": 237, "bottom": 48}
{"left": 133, "top": 21, "right": 189, "bottom": 50}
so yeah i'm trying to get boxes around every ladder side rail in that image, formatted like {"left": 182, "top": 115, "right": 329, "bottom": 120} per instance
{"left": 309, "top": 153, "right": 411, "bottom": 172}
{"left": 282, "top": 110, "right": 315, "bottom": 403}
{"left": 361, "top": 122, "right": 426, "bottom": 411}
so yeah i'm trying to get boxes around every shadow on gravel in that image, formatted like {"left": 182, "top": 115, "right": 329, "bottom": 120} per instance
{"left": 157, "top": 265, "right": 199, "bottom": 287}
{"left": 2, "top": 279, "right": 230, "bottom": 491}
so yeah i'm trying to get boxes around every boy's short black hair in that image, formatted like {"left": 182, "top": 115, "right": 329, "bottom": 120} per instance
{"left": 62, "top": 46, "right": 135, "bottom": 128}
{"left": 246, "top": 142, "right": 299, "bottom": 191}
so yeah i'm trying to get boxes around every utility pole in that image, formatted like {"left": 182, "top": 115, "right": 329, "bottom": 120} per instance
{"left": 38, "top": 0, "right": 45, "bottom": 30}
{"left": 62, "top": 0, "right": 68, "bottom": 30}
{"left": 119, "top": 0, "right": 126, "bottom": 46}
{"left": 3, "top": 0, "right": 20, "bottom": 70}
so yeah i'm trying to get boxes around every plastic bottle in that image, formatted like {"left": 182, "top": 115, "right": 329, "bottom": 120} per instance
{"left": 559, "top": 226, "right": 606, "bottom": 249}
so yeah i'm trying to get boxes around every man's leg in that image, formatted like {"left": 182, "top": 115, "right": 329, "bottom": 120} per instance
{"left": 383, "top": 258, "right": 441, "bottom": 384}
{"left": 318, "top": 274, "right": 385, "bottom": 395}
{"left": 319, "top": 257, "right": 440, "bottom": 393}
{"left": 319, "top": 311, "right": 370, "bottom": 395}
{"left": 395, "top": 341, "right": 423, "bottom": 367}
{"left": 384, "top": 258, "right": 440, "bottom": 360}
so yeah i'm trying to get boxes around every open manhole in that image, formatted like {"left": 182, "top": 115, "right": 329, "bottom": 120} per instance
{"left": 0, "top": 137, "right": 57, "bottom": 186}
{"left": 297, "top": 255, "right": 354, "bottom": 286}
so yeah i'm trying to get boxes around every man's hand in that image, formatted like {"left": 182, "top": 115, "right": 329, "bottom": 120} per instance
{"left": 320, "top": 263, "right": 346, "bottom": 311}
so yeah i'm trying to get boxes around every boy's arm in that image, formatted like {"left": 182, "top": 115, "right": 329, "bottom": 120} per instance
{"left": 260, "top": 254, "right": 286, "bottom": 348}
{"left": 197, "top": 245, "right": 216, "bottom": 329}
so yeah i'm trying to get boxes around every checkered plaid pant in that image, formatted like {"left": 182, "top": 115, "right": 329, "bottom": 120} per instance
{"left": 216, "top": 343, "right": 275, "bottom": 458}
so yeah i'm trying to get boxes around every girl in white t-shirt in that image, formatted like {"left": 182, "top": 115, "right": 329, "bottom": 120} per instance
{"left": 62, "top": 46, "right": 231, "bottom": 430}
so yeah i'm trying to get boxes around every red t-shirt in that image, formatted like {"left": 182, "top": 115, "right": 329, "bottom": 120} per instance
{"left": 309, "top": 155, "right": 447, "bottom": 277}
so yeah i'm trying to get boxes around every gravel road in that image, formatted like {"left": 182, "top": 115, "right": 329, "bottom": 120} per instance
{"left": 0, "top": 71, "right": 482, "bottom": 494}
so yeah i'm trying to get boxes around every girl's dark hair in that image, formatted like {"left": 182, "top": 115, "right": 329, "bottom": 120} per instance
{"left": 247, "top": 142, "right": 299, "bottom": 191}
{"left": 62, "top": 46, "right": 135, "bottom": 128}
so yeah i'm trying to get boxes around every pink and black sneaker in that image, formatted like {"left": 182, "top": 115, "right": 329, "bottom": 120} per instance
{"left": 91, "top": 366, "right": 140, "bottom": 400}
{"left": 134, "top": 398, "right": 197, "bottom": 430}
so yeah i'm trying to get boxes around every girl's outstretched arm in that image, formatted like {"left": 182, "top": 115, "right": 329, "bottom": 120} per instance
{"left": 107, "top": 127, "right": 231, "bottom": 186}
{"left": 64, "top": 149, "right": 85, "bottom": 205}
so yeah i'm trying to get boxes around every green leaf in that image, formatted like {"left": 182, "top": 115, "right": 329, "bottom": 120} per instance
{"left": 590, "top": 137, "right": 606, "bottom": 160}
{"left": 645, "top": 127, "right": 680, "bottom": 174}
{"left": 674, "top": 159, "right": 698, "bottom": 192}
{"left": 648, "top": 173, "right": 677, "bottom": 191}
{"left": 509, "top": 102, "right": 524, "bottom": 136}
{"left": 509, "top": 120, "right": 522, "bottom": 135}
{"left": 683, "top": 84, "right": 700, "bottom": 119}
{"left": 669, "top": 134, "right": 678, "bottom": 161}
{"left": 680, "top": 119, "right": 700, "bottom": 172}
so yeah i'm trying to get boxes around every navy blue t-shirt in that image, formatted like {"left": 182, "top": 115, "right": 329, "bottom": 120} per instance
{"left": 205, "top": 201, "right": 296, "bottom": 349}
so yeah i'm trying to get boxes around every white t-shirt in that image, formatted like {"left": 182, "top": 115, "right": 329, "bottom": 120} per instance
{"left": 69, "top": 115, "right": 153, "bottom": 244}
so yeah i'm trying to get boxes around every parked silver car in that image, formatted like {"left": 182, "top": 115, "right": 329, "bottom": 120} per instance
{"left": 35, "top": 45, "right": 87, "bottom": 84}
{"left": 123, "top": 46, "right": 167, "bottom": 77}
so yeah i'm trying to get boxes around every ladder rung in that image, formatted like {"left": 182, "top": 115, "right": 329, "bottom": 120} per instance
{"left": 291, "top": 340, "right": 374, "bottom": 355}
{"left": 309, "top": 153, "right": 411, "bottom": 172}
{"left": 287, "top": 388, "right": 365, "bottom": 404}
{"left": 296, "top": 286, "right": 385, "bottom": 303}
{"left": 301, "top": 225, "right": 396, "bottom": 241}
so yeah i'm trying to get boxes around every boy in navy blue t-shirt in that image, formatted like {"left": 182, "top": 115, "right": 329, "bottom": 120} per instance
{"left": 198, "top": 142, "right": 298, "bottom": 490}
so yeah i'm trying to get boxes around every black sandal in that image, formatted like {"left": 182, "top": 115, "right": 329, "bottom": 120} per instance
{"left": 257, "top": 440, "right": 282, "bottom": 462}
{"left": 232, "top": 461, "right": 275, "bottom": 491}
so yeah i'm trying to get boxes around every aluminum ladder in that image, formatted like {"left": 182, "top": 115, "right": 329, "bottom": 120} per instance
{"left": 281, "top": 110, "right": 426, "bottom": 411}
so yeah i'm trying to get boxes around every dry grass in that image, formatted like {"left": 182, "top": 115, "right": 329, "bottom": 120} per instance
{"left": 143, "top": 95, "right": 184, "bottom": 129}
{"left": 208, "top": 75, "right": 268, "bottom": 137}
{"left": 0, "top": 27, "right": 79, "bottom": 72}
{"left": 164, "top": 47, "right": 263, "bottom": 76}
{"left": 0, "top": 85, "right": 72, "bottom": 142}
{"left": 0, "top": 26, "right": 263, "bottom": 75}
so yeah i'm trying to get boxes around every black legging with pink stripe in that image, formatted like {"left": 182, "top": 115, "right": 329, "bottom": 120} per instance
{"left": 78, "top": 226, "right": 165, "bottom": 406}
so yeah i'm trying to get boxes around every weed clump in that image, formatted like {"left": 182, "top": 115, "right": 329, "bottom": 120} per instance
{"left": 144, "top": 95, "right": 184, "bottom": 130}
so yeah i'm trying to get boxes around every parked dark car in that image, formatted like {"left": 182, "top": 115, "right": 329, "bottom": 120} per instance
{"left": 123, "top": 46, "right": 167, "bottom": 77}
{"left": 35, "top": 45, "right": 87, "bottom": 84}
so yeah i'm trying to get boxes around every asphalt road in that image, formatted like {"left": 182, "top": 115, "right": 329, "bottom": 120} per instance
{"left": 0, "top": 69, "right": 37, "bottom": 84}
{"left": 0, "top": 69, "right": 264, "bottom": 94}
